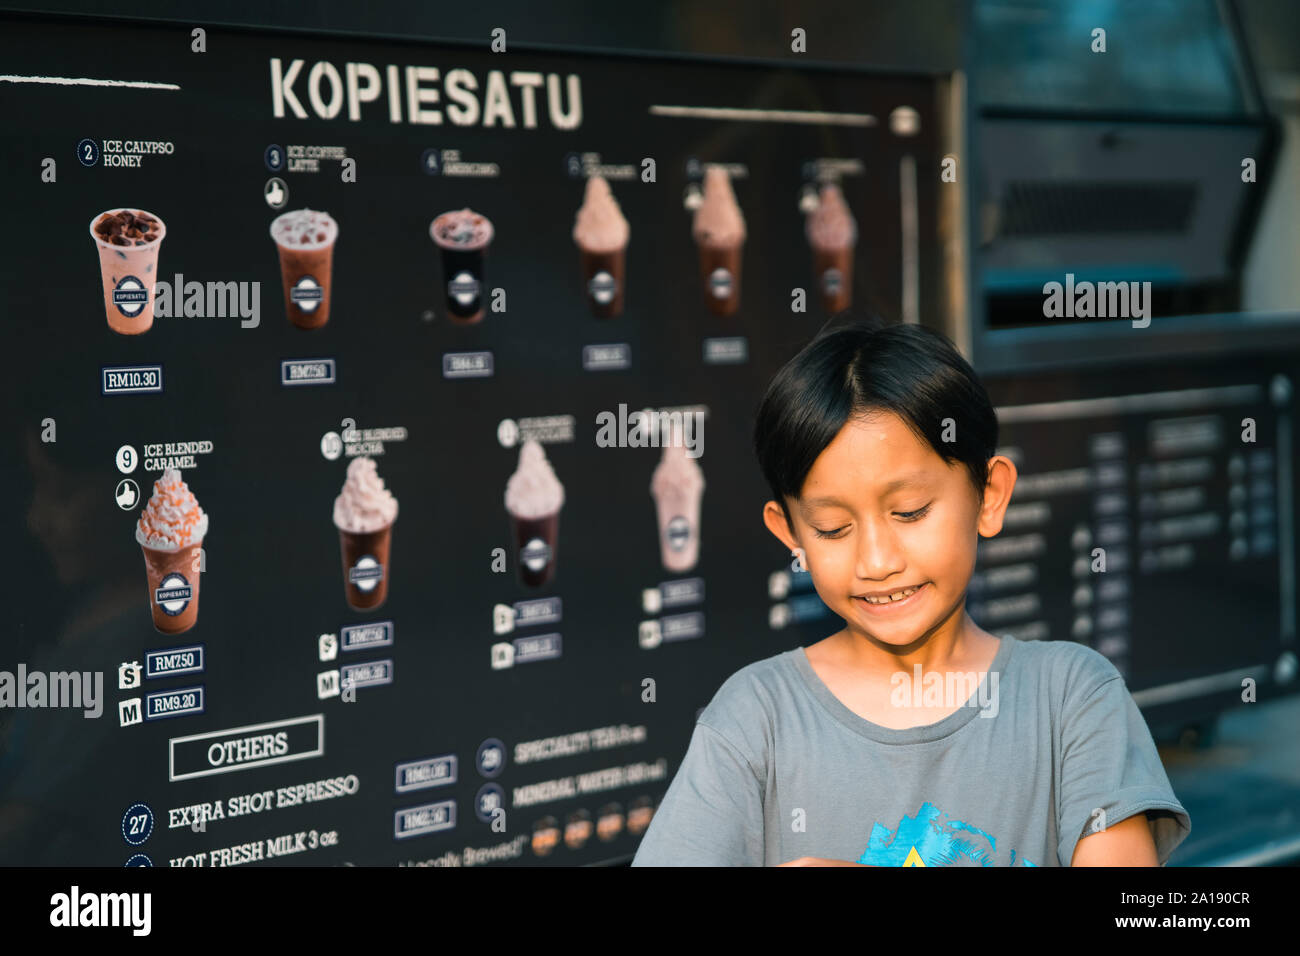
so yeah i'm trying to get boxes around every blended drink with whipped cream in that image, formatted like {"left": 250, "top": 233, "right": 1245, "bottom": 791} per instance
{"left": 692, "top": 167, "right": 746, "bottom": 317}
{"left": 573, "top": 175, "right": 629, "bottom": 318}
{"left": 90, "top": 208, "right": 166, "bottom": 335}
{"left": 505, "top": 439, "right": 565, "bottom": 588}
{"left": 136, "top": 469, "right": 208, "bottom": 634}
{"left": 271, "top": 208, "right": 338, "bottom": 328}
{"left": 650, "top": 436, "right": 705, "bottom": 573}
{"left": 806, "top": 183, "right": 857, "bottom": 313}
{"left": 333, "top": 456, "right": 398, "bottom": 609}
{"left": 430, "top": 208, "right": 494, "bottom": 323}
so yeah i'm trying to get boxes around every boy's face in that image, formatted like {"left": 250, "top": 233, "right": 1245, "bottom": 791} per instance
{"left": 763, "top": 410, "right": 1015, "bottom": 648}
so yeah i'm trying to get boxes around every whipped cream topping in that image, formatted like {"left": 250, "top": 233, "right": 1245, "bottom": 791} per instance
{"left": 806, "top": 183, "right": 857, "bottom": 250}
{"left": 504, "top": 439, "right": 565, "bottom": 519}
{"left": 573, "top": 175, "right": 630, "bottom": 252}
{"left": 692, "top": 166, "right": 746, "bottom": 248}
{"left": 333, "top": 456, "right": 398, "bottom": 533}
{"left": 651, "top": 441, "right": 705, "bottom": 502}
{"left": 135, "top": 468, "right": 208, "bottom": 551}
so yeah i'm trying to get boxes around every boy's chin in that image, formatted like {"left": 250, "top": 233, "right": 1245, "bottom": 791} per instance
{"left": 846, "top": 621, "right": 928, "bottom": 643}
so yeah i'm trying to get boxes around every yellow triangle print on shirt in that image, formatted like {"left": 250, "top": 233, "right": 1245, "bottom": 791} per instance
{"left": 902, "top": 846, "right": 926, "bottom": 867}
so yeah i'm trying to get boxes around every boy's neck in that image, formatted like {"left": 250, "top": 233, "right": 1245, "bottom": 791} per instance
{"left": 827, "top": 613, "right": 996, "bottom": 676}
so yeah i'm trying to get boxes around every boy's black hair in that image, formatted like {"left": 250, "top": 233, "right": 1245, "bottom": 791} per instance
{"left": 754, "top": 309, "right": 999, "bottom": 526}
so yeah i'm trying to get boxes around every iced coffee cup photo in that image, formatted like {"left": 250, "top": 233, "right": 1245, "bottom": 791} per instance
{"left": 89, "top": 208, "right": 166, "bottom": 335}
{"left": 430, "top": 208, "right": 494, "bottom": 324}
{"left": 650, "top": 440, "right": 705, "bottom": 573}
{"left": 692, "top": 166, "right": 746, "bottom": 317}
{"left": 333, "top": 456, "right": 398, "bottom": 610}
{"left": 134, "top": 468, "right": 208, "bottom": 635}
{"left": 572, "top": 175, "right": 629, "bottom": 318}
{"left": 805, "top": 183, "right": 857, "bottom": 313}
{"left": 270, "top": 208, "right": 338, "bottom": 329}
{"left": 504, "top": 439, "right": 565, "bottom": 588}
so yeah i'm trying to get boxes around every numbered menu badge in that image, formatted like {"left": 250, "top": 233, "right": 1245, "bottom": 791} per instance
{"left": 476, "top": 738, "right": 506, "bottom": 778}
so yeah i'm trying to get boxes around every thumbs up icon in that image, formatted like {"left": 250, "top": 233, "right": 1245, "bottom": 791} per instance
{"left": 115, "top": 479, "right": 139, "bottom": 510}
{"left": 264, "top": 177, "right": 287, "bottom": 208}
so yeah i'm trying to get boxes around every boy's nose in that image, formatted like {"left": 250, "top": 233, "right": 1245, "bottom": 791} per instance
{"left": 854, "top": 516, "right": 904, "bottom": 581}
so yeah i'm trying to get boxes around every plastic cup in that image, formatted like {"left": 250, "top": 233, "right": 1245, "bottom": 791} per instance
{"left": 90, "top": 208, "right": 166, "bottom": 335}
{"left": 698, "top": 241, "right": 742, "bottom": 316}
{"left": 430, "top": 210, "right": 494, "bottom": 324}
{"left": 338, "top": 522, "right": 393, "bottom": 609}
{"left": 270, "top": 211, "right": 337, "bottom": 329}
{"left": 140, "top": 538, "right": 201, "bottom": 634}
{"left": 510, "top": 511, "right": 559, "bottom": 587}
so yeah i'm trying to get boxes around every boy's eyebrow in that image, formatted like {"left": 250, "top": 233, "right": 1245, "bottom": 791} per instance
{"left": 801, "top": 471, "right": 934, "bottom": 508}
{"left": 802, "top": 496, "right": 847, "bottom": 509}
{"left": 879, "top": 471, "right": 935, "bottom": 495}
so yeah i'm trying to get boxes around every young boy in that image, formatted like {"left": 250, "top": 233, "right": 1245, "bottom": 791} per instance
{"left": 631, "top": 312, "right": 1190, "bottom": 867}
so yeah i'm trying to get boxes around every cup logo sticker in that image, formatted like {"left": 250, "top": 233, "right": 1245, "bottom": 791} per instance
{"left": 112, "top": 276, "right": 150, "bottom": 316}
{"left": 291, "top": 275, "right": 324, "bottom": 312}
{"left": 588, "top": 271, "right": 617, "bottom": 305}
{"left": 822, "top": 268, "right": 842, "bottom": 297}
{"left": 348, "top": 554, "right": 385, "bottom": 592}
{"left": 521, "top": 538, "right": 551, "bottom": 573}
{"left": 449, "top": 271, "right": 480, "bottom": 307}
{"left": 666, "top": 516, "right": 690, "bottom": 552}
{"left": 708, "top": 267, "right": 733, "bottom": 300}
{"left": 154, "top": 573, "right": 193, "bottom": 616}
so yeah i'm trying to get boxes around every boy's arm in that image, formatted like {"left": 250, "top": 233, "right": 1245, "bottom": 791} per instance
{"left": 1057, "top": 671, "right": 1191, "bottom": 866}
{"left": 1069, "top": 812, "right": 1159, "bottom": 866}
{"left": 778, "top": 857, "right": 874, "bottom": 866}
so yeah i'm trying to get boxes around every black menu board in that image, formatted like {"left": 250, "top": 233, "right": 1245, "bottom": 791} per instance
{"left": 0, "top": 13, "right": 943, "bottom": 865}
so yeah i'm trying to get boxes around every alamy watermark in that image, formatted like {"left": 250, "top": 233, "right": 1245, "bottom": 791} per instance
{"left": 153, "top": 275, "right": 261, "bottom": 328}
{"left": 1042, "top": 273, "right": 1151, "bottom": 328}
{"left": 890, "top": 664, "right": 999, "bottom": 719}
{"left": 595, "top": 403, "right": 703, "bottom": 458}
{"left": 0, "top": 664, "right": 103, "bottom": 718}
{"left": 49, "top": 886, "right": 150, "bottom": 936}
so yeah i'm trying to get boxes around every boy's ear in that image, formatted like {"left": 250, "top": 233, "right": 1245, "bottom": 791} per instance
{"left": 763, "top": 500, "right": 799, "bottom": 552}
{"left": 977, "top": 456, "right": 1018, "bottom": 537}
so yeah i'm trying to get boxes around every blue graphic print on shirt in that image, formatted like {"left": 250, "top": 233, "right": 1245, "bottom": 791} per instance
{"left": 857, "top": 801, "right": 1038, "bottom": 866}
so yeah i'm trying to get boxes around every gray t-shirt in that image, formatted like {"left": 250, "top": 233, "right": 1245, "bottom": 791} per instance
{"left": 632, "top": 634, "right": 1190, "bottom": 866}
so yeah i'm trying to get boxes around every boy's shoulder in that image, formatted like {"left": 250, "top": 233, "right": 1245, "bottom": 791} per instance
{"left": 705, "top": 648, "right": 800, "bottom": 711}
{"left": 695, "top": 649, "right": 802, "bottom": 751}
{"left": 1008, "top": 634, "right": 1126, "bottom": 706}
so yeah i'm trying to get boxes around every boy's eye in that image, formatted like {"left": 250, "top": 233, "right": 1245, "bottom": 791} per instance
{"left": 812, "top": 525, "right": 848, "bottom": 539}
{"left": 897, "top": 503, "right": 933, "bottom": 522}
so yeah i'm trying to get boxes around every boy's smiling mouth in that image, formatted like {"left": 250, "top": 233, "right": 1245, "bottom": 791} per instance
{"left": 853, "top": 582, "right": 928, "bottom": 611}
